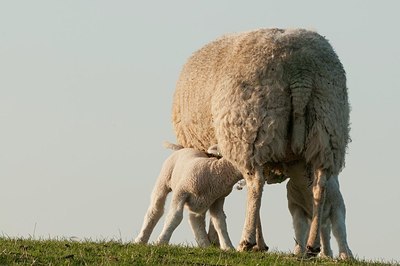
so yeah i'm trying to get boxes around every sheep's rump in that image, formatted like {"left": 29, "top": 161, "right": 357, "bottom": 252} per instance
{"left": 172, "top": 28, "right": 350, "bottom": 175}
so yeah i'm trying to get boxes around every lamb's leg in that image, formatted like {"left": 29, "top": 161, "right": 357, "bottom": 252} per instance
{"left": 207, "top": 219, "right": 220, "bottom": 246}
{"left": 306, "top": 169, "right": 327, "bottom": 256}
{"left": 289, "top": 206, "right": 309, "bottom": 256}
{"left": 331, "top": 195, "right": 353, "bottom": 259}
{"left": 238, "top": 165, "right": 265, "bottom": 251}
{"left": 209, "top": 198, "right": 234, "bottom": 250}
{"left": 135, "top": 179, "right": 170, "bottom": 243}
{"left": 320, "top": 220, "right": 333, "bottom": 258}
{"left": 156, "top": 194, "right": 186, "bottom": 245}
{"left": 188, "top": 212, "right": 211, "bottom": 247}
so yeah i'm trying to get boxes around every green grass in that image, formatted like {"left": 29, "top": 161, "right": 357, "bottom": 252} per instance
{"left": 0, "top": 237, "right": 397, "bottom": 266}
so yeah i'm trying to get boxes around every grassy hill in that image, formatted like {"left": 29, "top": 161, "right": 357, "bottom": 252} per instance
{"left": 0, "top": 237, "right": 397, "bottom": 265}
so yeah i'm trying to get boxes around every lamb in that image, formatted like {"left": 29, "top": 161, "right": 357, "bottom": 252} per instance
{"left": 134, "top": 142, "right": 249, "bottom": 250}
{"left": 172, "top": 28, "right": 350, "bottom": 255}
{"left": 285, "top": 161, "right": 353, "bottom": 259}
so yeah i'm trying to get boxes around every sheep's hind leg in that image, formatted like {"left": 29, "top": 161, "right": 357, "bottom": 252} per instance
{"left": 156, "top": 194, "right": 186, "bottom": 245}
{"left": 306, "top": 169, "right": 327, "bottom": 257}
{"left": 188, "top": 212, "right": 211, "bottom": 247}
{"left": 238, "top": 166, "right": 265, "bottom": 251}
{"left": 209, "top": 198, "right": 234, "bottom": 250}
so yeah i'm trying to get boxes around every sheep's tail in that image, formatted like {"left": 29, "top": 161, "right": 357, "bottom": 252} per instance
{"left": 289, "top": 72, "right": 313, "bottom": 155}
{"left": 163, "top": 141, "right": 184, "bottom": 151}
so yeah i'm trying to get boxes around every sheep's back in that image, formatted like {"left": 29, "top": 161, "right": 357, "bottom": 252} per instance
{"left": 172, "top": 36, "right": 232, "bottom": 151}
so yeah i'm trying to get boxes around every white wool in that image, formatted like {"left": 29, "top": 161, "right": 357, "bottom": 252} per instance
{"left": 135, "top": 144, "right": 245, "bottom": 250}
{"left": 172, "top": 28, "right": 350, "bottom": 253}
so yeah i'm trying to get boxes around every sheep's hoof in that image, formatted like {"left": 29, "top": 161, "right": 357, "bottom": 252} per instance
{"left": 306, "top": 245, "right": 321, "bottom": 257}
{"left": 237, "top": 241, "right": 256, "bottom": 252}
{"left": 252, "top": 243, "right": 269, "bottom": 252}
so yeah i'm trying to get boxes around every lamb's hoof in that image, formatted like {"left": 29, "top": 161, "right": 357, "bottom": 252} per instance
{"left": 134, "top": 238, "right": 146, "bottom": 244}
{"left": 208, "top": 234, "right": 220, "bottom": 247}
{"left": 237, "top": 241, "right": 256, "bottom": 252}
{"left": 306, "top": 245, "right": 321, "bottom": 257}
{"left": 339, "top": 252, "right": 353, "bottom": 260}
{"left": 221, "top": 245, "right": 235, "bottom": 251}
{"left": 252, "top": 244, "right": 269, "bottom": 252}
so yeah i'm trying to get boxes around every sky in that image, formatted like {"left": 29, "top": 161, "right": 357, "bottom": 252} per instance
{"left": 1, "top": 1, "right": 399, "bottom": 263}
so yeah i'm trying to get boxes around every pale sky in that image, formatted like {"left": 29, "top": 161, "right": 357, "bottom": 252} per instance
{"left": 1, "top": 1, "right": 399, "bottom": 263}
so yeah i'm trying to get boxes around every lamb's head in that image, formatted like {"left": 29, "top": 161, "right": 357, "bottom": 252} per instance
{"left": 206, "top": 144, "right": 245, "bottom": 185}
{"left": 234, "top": 167, "right": 287, "bottom": 190}
{"left": 208, "top": 144, "right": 287, "bottom": 186}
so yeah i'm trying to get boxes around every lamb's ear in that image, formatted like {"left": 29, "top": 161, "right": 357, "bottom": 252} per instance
{"left": 207, "top": 144, "right": 220, "bottom": 157}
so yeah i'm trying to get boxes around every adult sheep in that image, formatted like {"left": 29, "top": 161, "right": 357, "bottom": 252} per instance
{"left": 172, "top": 28, "right": 350, "bottom": 255}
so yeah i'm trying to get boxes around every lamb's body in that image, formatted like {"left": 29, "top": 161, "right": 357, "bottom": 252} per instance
{"left": 285, "top": 161, "right": 353, "bottom": 259}
{"left": 134, "top": 143, "right": 243, "bottom": 250}
{"left": 172, "top": 28, "right": 350, "bottom": 254}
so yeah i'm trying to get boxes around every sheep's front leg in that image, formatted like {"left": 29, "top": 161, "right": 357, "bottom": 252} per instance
{"left": 188, "top": 212, "right": 211, "bottom": 247}
{"left": 238, "top": 166, "right": 265, "bottom": 251}
{"left": 156, "top": 195, "right": 186, "bottom": 245}
{"left": 209, "top": 198, "right": 234, "bottom": 250}
{"left": 253, "top": 213, "right": 269, "bottom": 252}
{"left": 306, "top": 169, "right": 327, "bottom": 256}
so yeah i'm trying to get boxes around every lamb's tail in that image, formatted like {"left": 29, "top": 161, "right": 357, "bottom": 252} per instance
{"left": 163, "top": 141, "right": 184, "bottom": 151}
{"left": 289, "top": 71, "right": 313, "bottom": 155}
{"left": 207, "top": 144, "right": 222, "bottom": 158}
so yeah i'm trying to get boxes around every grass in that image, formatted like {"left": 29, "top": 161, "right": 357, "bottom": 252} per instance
{"left": 0, "top": 237, "right": 397, "bottom": 266}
